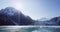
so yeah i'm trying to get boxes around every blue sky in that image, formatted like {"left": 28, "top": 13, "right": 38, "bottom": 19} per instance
{"left": 0, "top": 0, "right": 60, "bottom": 20}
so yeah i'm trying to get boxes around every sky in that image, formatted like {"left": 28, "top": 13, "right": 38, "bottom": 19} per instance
{"left": 0, "top": 0, "right": 60, "bottom": 20}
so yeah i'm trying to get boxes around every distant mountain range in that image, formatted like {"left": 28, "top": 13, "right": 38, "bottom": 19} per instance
{"left": 0, "top": 7, "right": 60, "bottom": 26}
{"left": 37, "top": 18, "right": 50, "bottom": 21}
{"left": 36, "top": 16, "right": 60, "bottom": 26}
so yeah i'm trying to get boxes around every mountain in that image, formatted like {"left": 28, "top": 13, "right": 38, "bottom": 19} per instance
{"left": 49, "top": 16, "right": 60, "bottom": 25}
{"left": 37, "top": 18, "right": 49, "bottom": 21}
{"left": 0, "top": 7, "right": 60, "bottom": 26}
{"left": 36, "top": 16, "right": 60, "bottom": 26}
{"left": 0, "top": 7, "right": 34, "bottom": 25}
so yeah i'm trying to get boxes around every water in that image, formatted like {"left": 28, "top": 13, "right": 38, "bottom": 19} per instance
{"left": 0, "top": 26, "right": 60, "bottom": 32}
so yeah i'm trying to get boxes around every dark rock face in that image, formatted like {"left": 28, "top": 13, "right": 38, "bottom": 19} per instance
{"left": 0, "top": 7, "right": 34, "bottom": 25}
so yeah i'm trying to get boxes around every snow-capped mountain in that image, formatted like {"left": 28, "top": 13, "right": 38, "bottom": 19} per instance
{"left": 37, "top": 18, "right": 49, "bottom": 21}
{"left": 35, "top": 17, "right": 60, "bottom": 26}
{"left": 0, "top": 7, "right": 16, "bottom": 16}
{"left": 0, "top": 7, "right": 34, "bottom": 25}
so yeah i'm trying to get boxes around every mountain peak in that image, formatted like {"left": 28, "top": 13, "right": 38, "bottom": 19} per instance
{"left": 5, "top": 7, "right": 17, "bottom": 12}
{"left": 5, "top": 7, "right": 15, "bottom": 10}
{"left": 5, "top": 7, "right": 21, "bottom": 13}
{"left": 0, "top": 7, "right": 19, "bottom": 16}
